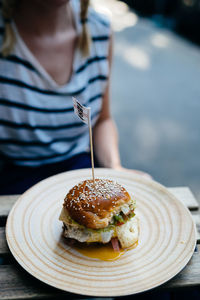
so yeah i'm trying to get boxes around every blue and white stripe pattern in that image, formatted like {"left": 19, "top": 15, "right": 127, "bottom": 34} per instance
{"left": 0, "top": 0, "right": 111, "bottom": 166}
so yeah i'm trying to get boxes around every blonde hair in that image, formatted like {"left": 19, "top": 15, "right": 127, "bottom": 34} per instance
{"left": 1, "top": 0, "right": 16, "bottom": 56}
{"left": 1, "top": 0, "right": 90, "bottom": 57}
{"left": 79, "top": 0, "right": 90, "bottom": 57}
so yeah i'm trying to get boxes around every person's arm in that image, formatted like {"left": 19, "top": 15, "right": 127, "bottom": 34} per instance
{"left": 93, "top": 34, "right": 121, "bottom": 169}
{"left": 93, "top": 109, "right": 121, "bottom": 169}
{"left": 93, "top": 35, "right": 152, "bottom": 179}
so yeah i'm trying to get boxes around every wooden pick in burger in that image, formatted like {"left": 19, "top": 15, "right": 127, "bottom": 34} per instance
{"left": 72, "top": 97, "right": 95, "bottom": 184}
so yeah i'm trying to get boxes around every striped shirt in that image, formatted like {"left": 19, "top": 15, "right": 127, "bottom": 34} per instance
{"left": 0, "top": 0, "right": 111, "bottom": 167}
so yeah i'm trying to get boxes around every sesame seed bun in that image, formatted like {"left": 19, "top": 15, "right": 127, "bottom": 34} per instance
{"left": 63, "top": 179, "right": 131, "bottom": 229}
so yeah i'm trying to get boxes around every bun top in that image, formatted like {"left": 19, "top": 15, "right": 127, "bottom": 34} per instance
{"left": 63, "top": 178, "right": 131, "bottom": 229}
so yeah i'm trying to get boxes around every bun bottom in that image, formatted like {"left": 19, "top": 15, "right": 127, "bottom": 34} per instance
{"left": 62, "top": 216, "right": 139, "bottom": 249}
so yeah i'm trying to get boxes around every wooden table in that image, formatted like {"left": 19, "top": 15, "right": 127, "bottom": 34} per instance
{"left": 0, "top": 187, "right": 200, "bottom": 299}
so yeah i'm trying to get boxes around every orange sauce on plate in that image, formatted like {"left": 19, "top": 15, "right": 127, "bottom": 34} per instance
{"left": 74, "top": 241, "right": 138, "bottom": 261}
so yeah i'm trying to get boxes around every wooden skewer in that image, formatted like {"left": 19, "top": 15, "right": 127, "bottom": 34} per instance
{"left": 88, "top": 111, "right": 95, "bottom": 185}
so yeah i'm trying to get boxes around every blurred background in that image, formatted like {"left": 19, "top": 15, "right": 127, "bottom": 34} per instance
{"left": 92, "top": 0, "right": 200, "bottom": 202}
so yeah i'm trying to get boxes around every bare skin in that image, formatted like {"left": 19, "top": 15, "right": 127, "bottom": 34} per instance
{"left": 14, "top": 0, "right": 76, "bottom": 85}
{"left": 14, "top": 0, "right": 151, "bottom": 178}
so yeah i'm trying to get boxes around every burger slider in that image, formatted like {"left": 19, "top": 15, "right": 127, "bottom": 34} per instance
{"left": 59, "top": 179, "right": 139, "bottom": 250}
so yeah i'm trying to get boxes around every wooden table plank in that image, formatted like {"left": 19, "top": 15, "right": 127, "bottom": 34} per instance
{"left": 168, "top": 187, "right": 199, "bottom": 210}
{"left": 0, "top": 227, "right": 9, "bottom": 256}
{"left": 0, "top": 188, "right": 198, "bottom": 216}
{"left": 191, "top": 214, "right": 200, "bottom": 243}
{"left": 0, "top": 264, "right": 78, "bottom": 300}
{"left": 0, "top": 195, "right": 20, "bottom": 218}
{"left": 0, "top": 191, "right": 199, "bottom": 258}
{"left": 161, "top": 247, "right": 200, "bottom": 289}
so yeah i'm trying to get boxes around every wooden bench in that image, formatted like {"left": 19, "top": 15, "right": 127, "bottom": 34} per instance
{"left": 0, "top": 187, "right": 200, "bottom": 299}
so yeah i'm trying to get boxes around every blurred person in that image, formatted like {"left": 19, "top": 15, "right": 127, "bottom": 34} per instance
{"left": 0, "top": 0, "right": 150, "bottom": 195}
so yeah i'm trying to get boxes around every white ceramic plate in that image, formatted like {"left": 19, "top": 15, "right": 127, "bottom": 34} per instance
{"left": 6, "top": 168, "right": 196, "bottom": 297}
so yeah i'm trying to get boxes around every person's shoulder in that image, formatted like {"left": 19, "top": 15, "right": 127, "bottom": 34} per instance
{"left": 71, "top": 0, "right": 111, "bottom": 37}
{"left": 88, "top": 5, "right": 111, "bottom": 35}
{"left": 88, "top": 6, "right": 111, "bottom": 28}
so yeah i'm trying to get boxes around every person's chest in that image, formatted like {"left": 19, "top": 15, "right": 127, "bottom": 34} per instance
{"left": 19, "top": 28, "right": 77, "bottom": 86}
